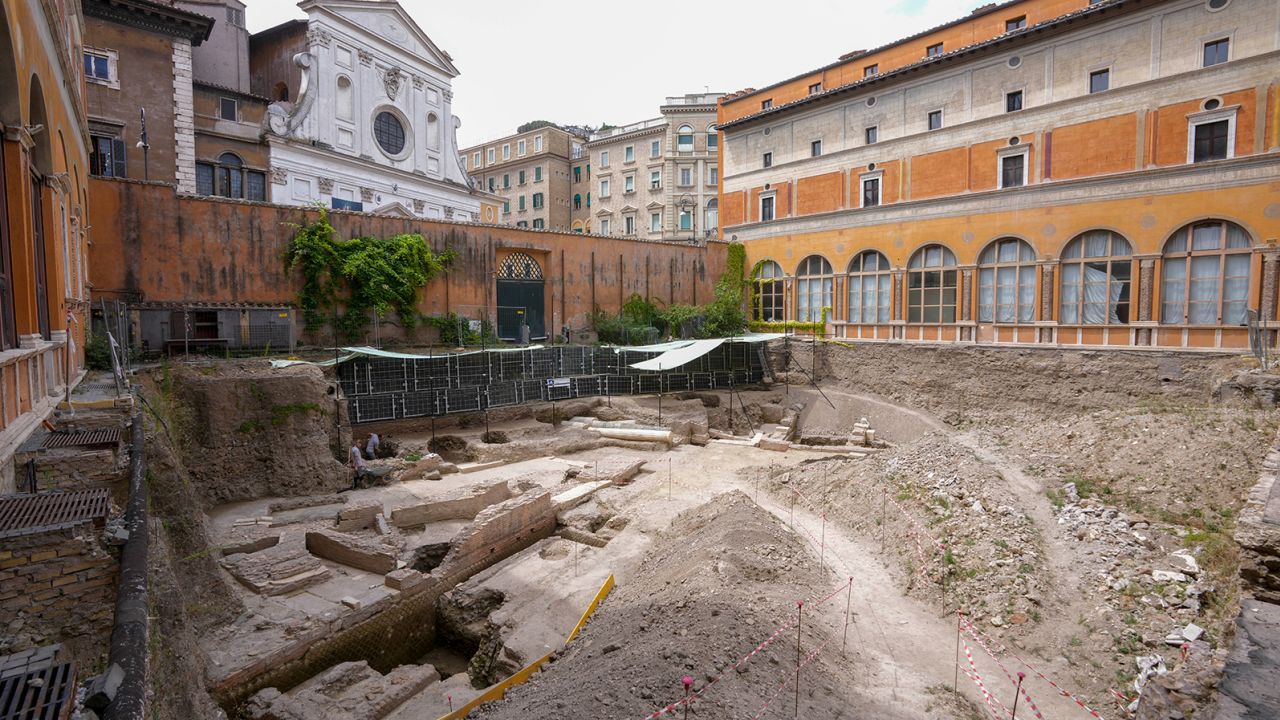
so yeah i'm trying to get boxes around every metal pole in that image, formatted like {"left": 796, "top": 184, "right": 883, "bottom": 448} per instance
{"left": 1012, "top": 672, "right": 1025, "bottom": 718}
{"left": 820, "top": 513, "right": 826, "bottom": 569}
{"left": 954, "top": 612, "right": 963, "bottom": 694}
{"left": 841, "top": 576, "right": 853, "bottom": 655}
{"left": 795, "top": 601, "right": 803, "bottom": 719}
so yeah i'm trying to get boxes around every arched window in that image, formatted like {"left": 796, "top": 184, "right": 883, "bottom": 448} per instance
{"left": 273, "top": 82, "right": 289, "bottom": 102}
{"left": 704, "top": 198, "right": 718, "bottom": 232}
{"left": 426, "top": 112, "right": 439, "bottom": 151}
{"left": 796, "top": 255, "right": 834, "bottom": 323}
{"left": 706, "top": 123, "right": 718, "bottom": 150}
{"left": 573, "top": 193, "right": 582, "bottom": 209}
{"left": 677, "top": 124, "right": 694, "bottom": 152}
{"left": 336, "top": 76, "right": 353, "bottom": 121}
{"left": 907, "top": 244, "right": 957, "bottom": 323}
{"left": 752, "top": 260, "right": 784, "bottom": 322}
{"left": 1160, "top": 220, "right": 1252, "bottom": 325}
{"left": 977, "top": 238, "right": 1036, "bottom": 323}
{"left": 847, "top": 251, "right": 891, "bottom": 323}
{"left": 1060, "top": 230, "right": 1131, "bottom": 324}
{"left": 216, "top": 152, "right": 242, "bottom": 198}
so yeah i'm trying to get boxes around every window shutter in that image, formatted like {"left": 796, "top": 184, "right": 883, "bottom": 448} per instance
{"left": 112, "top": 139, "right": 127, "bottom": 178}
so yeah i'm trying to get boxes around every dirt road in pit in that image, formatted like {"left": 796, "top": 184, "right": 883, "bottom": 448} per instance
{"left": 580, "top": 432, "right": 1105, "bottom": 720}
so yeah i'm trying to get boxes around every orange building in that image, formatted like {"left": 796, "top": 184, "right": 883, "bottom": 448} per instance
{"left": 1, "top": 0, "right": 93, "bottom": 490}
{"left": 718, "top": 0, "right": 1280, "bottom": 350}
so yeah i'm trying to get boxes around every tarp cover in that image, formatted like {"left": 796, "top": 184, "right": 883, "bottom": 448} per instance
{"left": 627, "top": 339, "right": 724, "bottom": 371}
{"left": 270, "top": 344, "right": 545, "bottom": 368}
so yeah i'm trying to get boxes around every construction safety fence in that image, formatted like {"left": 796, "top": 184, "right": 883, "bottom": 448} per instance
{"left": 339, "top": 343, "right": 767, "bottom": 424}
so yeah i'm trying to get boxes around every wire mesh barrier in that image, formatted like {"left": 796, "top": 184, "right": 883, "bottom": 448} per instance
{"left": 338, "top": 342, "right": 764, "bottom": 424}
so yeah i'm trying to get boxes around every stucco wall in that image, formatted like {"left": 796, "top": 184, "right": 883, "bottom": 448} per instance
{"left": 87, "top": 178, "right": 728, "bottom": 337}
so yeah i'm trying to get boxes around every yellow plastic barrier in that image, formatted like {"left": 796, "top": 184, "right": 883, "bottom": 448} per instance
{"left": 436, "top": 574, "right": 615, "bottom": 720}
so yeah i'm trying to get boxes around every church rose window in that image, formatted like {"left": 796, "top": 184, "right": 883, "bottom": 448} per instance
{"left": 374, "top": 111, "right": 406, "bottom": 155}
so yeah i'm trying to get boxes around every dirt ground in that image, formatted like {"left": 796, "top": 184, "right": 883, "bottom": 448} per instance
{"left": 476, "top": 491, "right": 910, "bottom": 720}
{"left": 139, "top": 342, "right": 1279, "bottom": 720}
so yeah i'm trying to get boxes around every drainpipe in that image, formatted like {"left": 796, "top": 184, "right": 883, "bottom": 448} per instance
{"left": 102, "top": 413, "right": 148, "bottom": 720}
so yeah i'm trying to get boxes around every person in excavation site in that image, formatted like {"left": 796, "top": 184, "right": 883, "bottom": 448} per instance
{"left": 364, "top": 432, "right": 380, "bottom": 460}
{"left": 348, "top": 440, "right": 369, "bottom": 490}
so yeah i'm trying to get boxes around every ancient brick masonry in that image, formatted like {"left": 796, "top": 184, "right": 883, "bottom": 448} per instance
{"left": 0, "top": 521, "right": 118, "bottom": 658}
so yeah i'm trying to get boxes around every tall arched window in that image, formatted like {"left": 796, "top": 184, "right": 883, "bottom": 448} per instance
{"left": 573, "top": 193, "right": 582, "bottom": 209}
{"left": 1160, "top": 220, "right": 1252, "bottom": 325}
{"left": 273, "top": 82, "right": 289, "bottom": 102}
{"left": 1060, "top": 230, "right": 1131, "bottom": 324}
{"left": 752, "top": 260, "right": 784, "bottom": 322}
{"left": 847, "top": 251, "right": 891, "bottom": 323}
{"left": 336, "top": 76, "right": 353, "bottom": 121}
{"left": 907, "top": 245, "right": 957, "bottom": 323}
{"left": 706, "top": 123, "right": 718, "bottom": 150}
{"left": 704, "top": 198, "right": 718, "bottom": 232}
{"left": 796, "top": 255, "right": 833, "bottom": 323}
{"left": 977, "top": 238, "right": 1036, "bottom": 323}
{"left": 677, "top": 124, "right": 694, "bottom": 152}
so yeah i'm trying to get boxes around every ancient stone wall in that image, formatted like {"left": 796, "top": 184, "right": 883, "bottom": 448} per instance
{"left": 164, "top": 362, "right": 348, "bottom": 504}
{"left": 1236, "top": 434, "right": 1280, "bottom": 604}
{"left": 436, "top": 491, "right": 557, "bottom": 579}
{"left": 0, "top": 522, "right": 118, "bottom": 667}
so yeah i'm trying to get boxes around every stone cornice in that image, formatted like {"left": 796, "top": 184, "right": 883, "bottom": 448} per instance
{"left": 726, "top": 153, "right": 1280, "bottom": 241}
{"left": 84, "top": 0, "right": 214, "bottom": 45}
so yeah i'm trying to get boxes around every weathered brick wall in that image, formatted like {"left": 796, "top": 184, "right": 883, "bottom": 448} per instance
{"left": 14, "top": 449, "right": 123, "bottom": 493}
{"left": 436, "top": 491, "right": 556, "bottom": 580}
{"left": 0, "top": 522, "right": 119, "bottom": 665}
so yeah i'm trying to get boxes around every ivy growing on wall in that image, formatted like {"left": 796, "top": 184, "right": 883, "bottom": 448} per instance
{"left": 591, "top": 242, "right": 748, "bottom": 342}
{"left": 284, "top": 209, "right": 456, "bottom": 340}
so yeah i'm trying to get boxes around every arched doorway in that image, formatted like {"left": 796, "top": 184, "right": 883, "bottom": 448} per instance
{"left": 0, "top": 4, "right": 19, "bottom": 349}
{"left": 496, "top": 252, "right": 545, "bottom": 341}
{"left": 28, "top": 75, "right": 52, "bottom": 340}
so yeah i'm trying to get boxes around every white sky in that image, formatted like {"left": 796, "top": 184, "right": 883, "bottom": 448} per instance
{"left": 244, "top": 0, "right": 984, "bottom": 147}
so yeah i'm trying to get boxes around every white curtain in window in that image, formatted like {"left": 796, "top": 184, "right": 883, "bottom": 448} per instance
{"left": 978, "top": 267, "right": 995, "bottom": 322}
{"left": 1060, "top": 264, "right": 1080, "bottom": 323}
{"left": 1188, "top": 256, "right": 1219, "bottom": 324}
{"left": 1223, "top": 253, "right": 1250, "bottom": 325}
{"left": 1082, "top": 263, "right": 1122, "bottom": 324}
{"left": 1018, "top": 266, "right": 1035, "bottom": 322}
{"left": 1161, "top": 259, "right": 1187, "bottom": 323}
{"left": 877, "top": 275, "right": 890, "bottom": 323}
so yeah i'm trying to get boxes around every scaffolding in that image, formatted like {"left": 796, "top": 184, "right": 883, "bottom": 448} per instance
{"left": 337, "top": 342, "right": 766, "bottom": 424}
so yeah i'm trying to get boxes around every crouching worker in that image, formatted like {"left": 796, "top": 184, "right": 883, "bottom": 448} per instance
{"left": 365, "top": 432, "right": 380, "bottom": 460}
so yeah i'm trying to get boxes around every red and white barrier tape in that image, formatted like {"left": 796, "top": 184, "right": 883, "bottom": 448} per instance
{"left": 960, "top": 615, "right": 1043, "bottom": 720}
{"left": 963, "top": 614, "right": 1109, "bottom": 720}
{"left": 962, "top": 637, "right": 1008, "bottom": 719}
{"left": 749, "top": 632, "right": 839, "bottom": 719}
{"left": 642, "top": 581, "right": 850, "bottom": 719}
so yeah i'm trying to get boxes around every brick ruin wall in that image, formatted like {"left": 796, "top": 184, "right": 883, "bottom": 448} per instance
{"left": 212, "top": 488, "right": 558, "bottom": 710}
{"left": 0, "top": 522, "right": 119, "bottom": 668}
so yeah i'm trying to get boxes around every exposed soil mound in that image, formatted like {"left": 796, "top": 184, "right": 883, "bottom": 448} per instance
{"left": 477, "top": 491, "right": 901, "bottom": 719}
{"left": 162, "top": 362, "right": 346, "bottom": 504}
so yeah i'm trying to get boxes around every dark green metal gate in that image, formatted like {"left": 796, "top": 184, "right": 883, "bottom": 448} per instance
{"left": 496, "top": 252, "right": 545, "bottom": 341}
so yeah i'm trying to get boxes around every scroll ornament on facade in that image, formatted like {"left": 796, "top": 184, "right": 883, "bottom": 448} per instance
{"left": 270, "top": 166, "right": 288, "bottom": 185}
{"left": 266, "top": 53, "right": 316, "bottom": 137}
{"left": 360, "top": 187, "right": 374, "bottom": 203}
{"left": 318, "top": 177, "right": 334, "bottom": 194}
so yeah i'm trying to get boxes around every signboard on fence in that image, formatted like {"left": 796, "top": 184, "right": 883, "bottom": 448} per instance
{"left": 546, "top": 377, "right": 570, "bottom": 389}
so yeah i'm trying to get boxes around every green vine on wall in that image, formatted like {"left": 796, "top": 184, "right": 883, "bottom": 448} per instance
{"left": 284, "top": 209, "right": 456, "bottom": 340}
{"left": 591, "top": 242, "right": 748, "bottom": 342}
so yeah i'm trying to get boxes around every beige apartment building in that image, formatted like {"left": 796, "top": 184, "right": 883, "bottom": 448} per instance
{"left": 462, "top": 126, "right": 586, "bottom": 231}
{"left": 581, "top": 93, "right": 722, "bottom": 242}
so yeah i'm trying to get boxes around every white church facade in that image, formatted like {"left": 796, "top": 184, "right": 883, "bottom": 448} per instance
{"left": 252, "top": 0, "right": 495, "bottom": 220}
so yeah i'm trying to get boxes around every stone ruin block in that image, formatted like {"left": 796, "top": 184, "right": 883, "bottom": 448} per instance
{"left": 384, "top": 568, "right": 426, "bottom": 592}
{"left": 221, "top": 542, "right": 330, "bottom": 596}
{"left": 334, "top": 502, "right": 382, "bottom": 532}
{"left": 305, "top": 530, "right": 398, "bottom": 575}
{"left": 246, "top": 661, "right": 439, "bottom": 720}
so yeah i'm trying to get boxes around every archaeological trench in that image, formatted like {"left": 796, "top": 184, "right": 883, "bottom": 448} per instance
{"left": 10, "top": 338, "right": 1280, "bottom": 719}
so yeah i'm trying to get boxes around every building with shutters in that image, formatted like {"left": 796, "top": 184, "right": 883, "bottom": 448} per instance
{"left": 1, "top": 0, "right": 95, "bottom": 490}
{"left": 583, "top": 93, "right": 722, "bottom": 242}
{"left": 250, "top": 0, "right": 499, "bottom": 222}
{"left": 460, "top": 125, "right": 587, "bottom": 232}
{"left": 718, "top": 0, "right": 1280, "bottom": 351}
